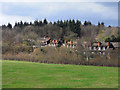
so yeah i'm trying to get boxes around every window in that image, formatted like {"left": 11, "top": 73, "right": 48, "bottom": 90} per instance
{"left": 98, "top": 47, "right": 101, "bottom": 50}
{"left": 93, "top": 47, "right": 96, "bottom": 50}
{"left": 89, "top": 47, "right": 92, "bottom": 50}
{"left": 103, "top": 47, "right": 106, "bottom": 50}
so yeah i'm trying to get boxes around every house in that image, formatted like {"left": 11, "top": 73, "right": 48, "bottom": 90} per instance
{"left": 48, "top": 39, "right": 59, "bottom": 46}
{"left": 82, "top": 41, "right": 119, "bottom": 60}
{"left": 63, "top": 40, "right": 77, "bottom": 48}
{"left": 88, "top": 42, "right": 115, "bottom": 51}
{"left": 40, "top": 36, "right": 51, "bottom": 46}
{"left": 111, "top": 42, "right": 120, "bottom": 48}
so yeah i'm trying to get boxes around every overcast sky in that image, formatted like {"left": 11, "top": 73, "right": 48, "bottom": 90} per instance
{"left": 0, "top": 2, "right": 118, "bottom": 26}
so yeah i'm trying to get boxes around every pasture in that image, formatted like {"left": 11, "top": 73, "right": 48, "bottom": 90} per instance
{"left": 2, "top": 60, "right": 118, "bottom": 88}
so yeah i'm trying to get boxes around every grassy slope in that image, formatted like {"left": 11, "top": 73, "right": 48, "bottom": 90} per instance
{"left": 2, "top": 60, "right": 118, "bottom": 88}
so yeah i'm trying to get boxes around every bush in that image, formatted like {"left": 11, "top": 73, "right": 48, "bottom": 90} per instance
{"left": 2, "top": 46, "right": 119, "bottom": 67}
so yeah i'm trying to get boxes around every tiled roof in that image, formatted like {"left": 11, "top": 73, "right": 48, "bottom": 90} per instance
{"left": 101, "top": 42, "right": 108, "bottom": 46}
{"left": 92, "top": 43, "right": 98, "bottom": 46}
{"left": 111, "top": 42, "right": 120, "bottom": 48}
{"left": 40, "top": 38, "right": 50, "bottom": 42}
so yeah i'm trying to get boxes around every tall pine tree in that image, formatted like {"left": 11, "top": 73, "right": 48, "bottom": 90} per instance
{"left": 43, "top": 18, "right": 48, "bottom": 25}
{"left": 7, "top": 23, "right": 12, "bottom": 29}
{"left": 76, "top": 20, "right": 81, "bottom": 37}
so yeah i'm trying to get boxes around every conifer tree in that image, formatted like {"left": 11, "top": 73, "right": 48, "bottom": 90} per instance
{"left": 7, "top": 23, "right": 12, "bottom": 29}
{"left": 43, "top": 18, "right": 48, "bottom": 25}
{"left": 76, "top": 20, "right": 81, "bottom": 37}
{"left": 98, "top": 22, "right": 100, "bottom": 27}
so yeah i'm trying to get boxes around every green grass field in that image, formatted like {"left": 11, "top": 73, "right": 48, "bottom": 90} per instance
{"left": 2, "top": 60, "right": 118, "bottom": 88}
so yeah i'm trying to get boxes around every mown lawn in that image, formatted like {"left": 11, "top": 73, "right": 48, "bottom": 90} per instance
{"left": 2, "top": 60, "right": 118, "bottom": 88}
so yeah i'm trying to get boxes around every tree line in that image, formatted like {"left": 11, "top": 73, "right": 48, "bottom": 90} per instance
{"left": 2, "top": 19, "right": 106, "bottom": 38}
{"left": 2, "top": 18, "right": 119, "bottom": 44}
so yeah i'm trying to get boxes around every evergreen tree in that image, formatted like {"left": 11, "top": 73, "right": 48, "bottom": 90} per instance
{"left": 116, "top": 35, "right": 120, "bottom": 42}
{"left": 43, "top": 18, "right": 48, "bottom": 25}
{"left": 63, "top": 20, "right": 67, "bottom": 27}
{"left": 24, "top": 22, "right": 29, "bottom": 26}
{"left": 20, "top": 21, "right": 23, "bottom": 25}
{"left": 19, "top": 21, "right": 24, "bottom": 28}
{"left": 14, "top": 22, "right": 18, "bottom": 27}
{"left": 53, "top": 22, "right": 56, "bottom": 25}
{"left": 101, "top": 22, "right": 104, "bottom": 26}
{"left": 2, "top": 25, "right": 7, "bottom": 30}
{"left": 88, "top": 21, "right": 91, "bottom": 25}
{"left": 34, "top": 20, "right": 39, "bottom": 26}
{"left": 108, "top": 25, "right": 111, "bottom": 28}
{"left": 84, "top": 21, "right": 88, "bottom": 26}
{"left": 59, "top": 20, "right": 64, "bottom": 28}
{"left": 98, "top": 22, "right": 100, "bottom": 27}
{"left": 111, "top": 35, "right": 116, "bottom": 42}
{"left": 66, "top": 20, "right": 69, "bottom": 26}
{"left": 17, "top": 22, "right": 20, "bottom": 27}
{"left": 71, "top": 19, "right": 76, "bottom": 32}
{"left": 38, "top": 20, "right": 43, "bottom": 26}
{"left": 76, "top": 20, "right": 81, "bottom": 37}
{"left": 76, "top": 20, "right": 81, "bottom": 25}
{"left": 7, "top": 23, "right": 12, "bottom": 29}
{"left": 105, "top": 37, "right": 111, "bottom": 42}
{"left": 29, "top": 22, "right": 32, "bottom": 25}
{"left": 57, "top": 20, "right": 60, "bottom": 26}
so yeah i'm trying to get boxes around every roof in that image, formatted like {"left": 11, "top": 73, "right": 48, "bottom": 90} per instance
{"left": 40, "top": 37, "right": 50, "bottom": 42}
{"left": 101, "top": 42, "right": 108, "bottom": 47}
{"left": 89, "top": 42, "right": 114, "bottom": 48}
{"left": 92, "top": 43, "right": 98, "bottom": 46}
{"left": 101, "top": 43, "right": 106, "bottom": 46}
{"left": 111, "top": 42, "right": 120, "bottom": 48}
{"left": 40, "top": 38, "right": 47, "bottom": 42}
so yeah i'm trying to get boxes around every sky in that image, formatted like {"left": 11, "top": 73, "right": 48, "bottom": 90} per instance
{"left": 0, "top": 1, "right": 118, "bottom": 27}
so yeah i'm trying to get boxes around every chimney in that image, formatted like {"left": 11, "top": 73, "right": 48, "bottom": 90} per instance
{"left": 65, "top": 40, "right": 67, "bottom": 45}
{"left": 70, "top": 41, "right": 72, "bottom": 45}
{"left": 98, "top": 42, "right": 101, "bottom": 47}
